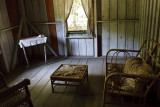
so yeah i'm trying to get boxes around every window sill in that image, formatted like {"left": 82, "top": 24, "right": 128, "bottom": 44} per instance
{"left": 65, "top": 35, "right": 94, "bottom": 39}
{"left": 67, "top": 31, "right": 87, "bottom": 34}
{"left": 66, "top": 31, "right": 94, "bottom": 39}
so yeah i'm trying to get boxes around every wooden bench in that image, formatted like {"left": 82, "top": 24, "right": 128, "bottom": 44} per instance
{"left": 50, "top": 64, "right": 88, "bottom": 92}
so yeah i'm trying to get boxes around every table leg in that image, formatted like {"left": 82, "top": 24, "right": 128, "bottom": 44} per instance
{"left": 44, "top": 44, "right": 47, "bottom": 64}
{"left": 22, "top": 46, "right": 29, "bottom": 67}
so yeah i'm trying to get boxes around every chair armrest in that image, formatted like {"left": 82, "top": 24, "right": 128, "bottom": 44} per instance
{"left": 0, "top": 79, "right": 30, "bottom": 99}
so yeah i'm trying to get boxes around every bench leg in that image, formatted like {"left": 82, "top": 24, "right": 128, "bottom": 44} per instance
{"left": 51, "top": 80, "right": 55, "bottom": 93}
{"left": 86, "top": 71, "right": 89, "bottom": 81}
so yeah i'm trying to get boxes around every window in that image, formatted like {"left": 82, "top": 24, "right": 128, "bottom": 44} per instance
{"left": 67, "top": 0, "right": 88, "bottom": 32}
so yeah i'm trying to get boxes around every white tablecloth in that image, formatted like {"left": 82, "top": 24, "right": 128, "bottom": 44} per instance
{"left": 19, "top": 35, "right": 47, "bottom": 48}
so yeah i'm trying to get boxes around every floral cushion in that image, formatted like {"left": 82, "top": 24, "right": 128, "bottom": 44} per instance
{"left": 122, "top": 58, "right": 154, "bottom": 92}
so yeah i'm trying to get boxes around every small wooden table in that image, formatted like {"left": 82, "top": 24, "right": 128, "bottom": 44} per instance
{"left": 19, "top": 35, "right": 47, "bottom": 67}
{"left": 50, "top": 64, "right": 88, "bottom": 92}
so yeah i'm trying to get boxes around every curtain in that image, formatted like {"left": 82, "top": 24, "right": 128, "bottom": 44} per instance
{"left": 81, "top": 0, "right": 93, "bottom": 35}
{"left": 64, "top": 0, "right": 74, "bottom": 36}
{"left": 64, "top": 0, "right": 74, "bottom": 20}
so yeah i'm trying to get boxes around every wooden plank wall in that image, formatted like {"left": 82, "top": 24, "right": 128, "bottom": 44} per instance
{"left": 101, "top": 0, "right": 140, "bottom": 56}
{"left": 23, "top": 0, "right": 141, "bottom": 57}
{"left": 67, "top": 37, "right": 94, "bottom": 56}
{"left": 139, "top": 0, "right": 160, "bottom": 101}
{"left": 0, "top": 0, "right": 18, "bottom": 73}
{"left": 139, "top": 0, "right": 160, "bottom": 58}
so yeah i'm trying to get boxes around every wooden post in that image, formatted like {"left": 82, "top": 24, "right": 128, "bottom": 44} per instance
{"left": 94, "top": 0, "right": 98, "bottom": 57}
{"left": 63, "top": 22, "right": 68, "bottom": 57}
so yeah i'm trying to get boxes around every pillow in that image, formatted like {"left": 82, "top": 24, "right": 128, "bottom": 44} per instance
{"left": 121, "top": 58, "right": 154, "bottom": 92}
{"left": 123, "top": 57, "right": 143, "bottom": 74}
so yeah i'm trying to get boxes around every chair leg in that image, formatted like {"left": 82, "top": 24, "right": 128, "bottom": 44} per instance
{"left": 25, "top": 86, "right": 34, "bottom": 106}
{"left": 102, "top": 78, "right": 108, "bottom": 107}
{"left": 28, "top": 98, "right": 34, "bottom": 107}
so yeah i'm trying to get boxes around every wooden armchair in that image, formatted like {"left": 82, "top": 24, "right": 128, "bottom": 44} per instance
{"left": 102, "top": 39, "right": 160, "bottom": 107}
{"left": 0, "top": 72, "right": 33, "bottom": 107}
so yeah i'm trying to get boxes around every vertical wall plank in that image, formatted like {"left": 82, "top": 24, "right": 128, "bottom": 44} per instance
{"left": 68, "top": 39, "right": 72, "bottom": 56}
{"left": 25, "top": 0, "right": 34, "bottom": 26}
{"left": 153, "top": 0, "right": 160, "bottom": 41}
{"left": 110, "top": 0, "right": 117, "bottom": 55}
{"left": 144, "top": 0, "right": 149, "bottom": 39}
{"left": 150, "top": 0, "right": 157, "bottom": 50}
{"left": 79, "top": 39, "right": 87, "bottom": 56}
{"left": 101, "top": 0, "right": 110, "bottom": 56}
{"left": 32, "top": 0, "right": 42, "bottom": 55}
{"left": 71, "top": 39, "right": 79, "bottom": 56}
{"left": 134, "top": 0, "right": 140, "bottom": 55}
{"left": 139, "top": 0, "right": 144, "bottom": 43}
{"left": 150, "top": 0, "right": 157, "bottom": 40}
{"left": 32, "top": 0, "right": 40, "bottom": 23}
{"left": 86, "top": 39, "right": 94, "bottom": 56}
{"left": 53, "top": 0, "right": 65, "bottom": 55}
{"left": 147, "top": 0, "right": 153, "bottom": 39}
{"left": 126, "top": 0, "right": 135, "bottom": 56}
{"left": 141, "top": 0, "right": 147, "bottom": 43}
{"left": 118, "top": 0, "right": 126, "bottom": 56}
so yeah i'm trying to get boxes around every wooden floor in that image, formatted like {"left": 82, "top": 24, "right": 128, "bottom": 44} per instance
{"left": 5, "top": 57, "right": 158, "bottom": 107}
{"left": 6, "top": 57, "right": 106, "bottom": 107}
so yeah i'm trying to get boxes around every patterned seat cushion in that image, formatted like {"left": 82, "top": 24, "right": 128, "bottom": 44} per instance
{"left": 108, "top": 58, "right": 154, "bottom": 93}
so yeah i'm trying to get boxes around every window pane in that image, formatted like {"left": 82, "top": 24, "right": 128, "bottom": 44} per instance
{"left": 67, "top": 0, "right": 88, "bottom": 31}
